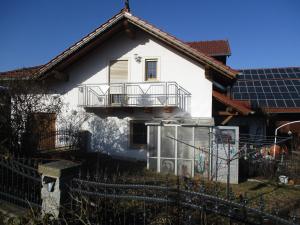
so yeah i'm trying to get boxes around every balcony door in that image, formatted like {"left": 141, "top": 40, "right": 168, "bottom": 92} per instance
{"left": 109, "top": 60, "right": 128, "bottom": 104}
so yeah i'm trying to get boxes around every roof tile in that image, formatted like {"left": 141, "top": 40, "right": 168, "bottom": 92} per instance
{"left": 0, "top": 66, "right": 42, "bottom": 79}
{"left": 186, "top": 40, "right": 231, "bottom": 56}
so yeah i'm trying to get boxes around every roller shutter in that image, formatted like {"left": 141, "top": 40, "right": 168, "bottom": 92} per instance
{"left": 109, "top": 60, "right": 128, "bottom": 83}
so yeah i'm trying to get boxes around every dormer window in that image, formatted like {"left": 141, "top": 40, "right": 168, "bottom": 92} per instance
{"left": 145, "top": 59, "right": 158, "bottom": 81}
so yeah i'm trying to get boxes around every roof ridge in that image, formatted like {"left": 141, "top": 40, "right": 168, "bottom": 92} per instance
{"left": 185, "top": 40, "right": 228, "bottom": 43}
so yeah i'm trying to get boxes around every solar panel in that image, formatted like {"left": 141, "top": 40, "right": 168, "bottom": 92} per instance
{"left": 273, "top": 93, "right": 283, "bottom": 99}
{"left": 291, "top": 92, "right": 299, "bottom": 98}
{"left": 285, "top": 100, "right": 295, "bottom": 107}
{"left": 248, "top": 87, "right": 255, "bottom": 92}
{"left": 267, "top": 100, "right": 277, "bottom": 107}
{"left": 263, "top": 87, "right": 271, "bottom": 92}
{"left": 232, "top": 67, "right": 300, "bottom": 109}
{"left": 256, "top": 87, "right": 264, "bottom": 92}
{"left": 277, "top": 80, "right": 284, "bottom": 85}
{"left": 265, "top": 93, "right": 274, "bottom": 99}
{"left": 252, "top": 70, "right": 258, "bottom": 75}
{"left": 249, "top": 93, "right": 258, "bottom": 99}
{"left": 233, "top": 93, "right": 242, "bottom": 99}
{"left": 279, "top": 86, "right": 288, "bottom": 92}
{"left": 276, "top": 100, "right": 286, "bottom": 107}
{"left": 290, "top": 73, "right": 297, "bottom": 79}
{"left": 254, "top": 81, "right": 261, "bottom": 86}
{"left": 285, "top": 80, "right": 292, "bottom": 85}
{"left": 260, "top": 74, "right": 267, "bottom": 79}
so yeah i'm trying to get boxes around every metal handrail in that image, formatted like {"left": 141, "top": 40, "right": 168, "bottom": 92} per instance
{"left": 78, "top": 81, "right": 191, "bottom": 112}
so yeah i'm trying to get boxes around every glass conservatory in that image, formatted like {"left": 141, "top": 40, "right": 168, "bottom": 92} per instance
{"left": 146, "top": 119, "right": 214, "bottom": 178}
{"left": 146, "top": 120, "right": 239, "bottom": 183}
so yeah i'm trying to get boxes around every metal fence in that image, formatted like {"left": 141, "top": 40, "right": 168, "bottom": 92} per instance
{"left": 245, "top": 153, "right": 300, "bottom": 182}
{"left": 21, "top": 129, "right": 80, "bottom": 153}
{"left": 36, "top": 130, "right": 80, "bottom": 152}
{"left": 69, "top": 174, "right": 298, "bottom": 225}
{"left": 0, "top": 155, "right": 42, "bottom": 208}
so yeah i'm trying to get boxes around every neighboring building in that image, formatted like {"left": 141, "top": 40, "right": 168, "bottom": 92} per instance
{"left": 213, "top": 67, "right": 300, "bottom": 147}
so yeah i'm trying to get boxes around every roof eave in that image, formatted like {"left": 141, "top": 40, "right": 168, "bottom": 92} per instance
{"left": 34, "top": 11, "right": 128, "bottom": 79}
{"left": 212, "top": 91, "right": 253, "bottom": 115}
{"left": 125, "top": 15, "right": 237, "bottom": 79}
{"left": 34, "top": 10, "right": 238, "bottom": 80}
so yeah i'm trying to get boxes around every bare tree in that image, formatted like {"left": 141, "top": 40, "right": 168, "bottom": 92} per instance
{"left": 58, "top": 107, "right": 91, "bottom": 133}
{"left": 0, "top": 80, "right": 63, "bottom": 155}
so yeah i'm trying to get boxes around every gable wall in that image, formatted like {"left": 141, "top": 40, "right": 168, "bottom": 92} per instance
{"left": 54, "top": 30, "right": 212, "bottom": 118}
{"left": 48, "top": 30, "right": 213, "bottom": 159}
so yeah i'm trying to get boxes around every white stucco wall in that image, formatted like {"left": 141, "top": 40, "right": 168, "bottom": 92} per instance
{"left": 50, "top": 29, "right": 213, "bottom": 160}
{"left": 56, "top": 30, "right": 211, "bottom": 117}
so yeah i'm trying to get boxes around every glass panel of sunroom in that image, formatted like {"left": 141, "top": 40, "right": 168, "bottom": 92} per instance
{"left": 160, "top": 159, "right": 175, "bottom": 174}
{"left": 177, "top": 159, "right": 193, "bottom": 177}
{"left": 161, "top": 126, "right": 175, "bottom": 158}
{"left": 194, "top": 127, "right": 210, "bottom": 177}
{"left": 148, "top": 126, "right": 158, "bottom": 157}
{"left": 177, "top": 127, "right": 194, "bottom": 159}
{"left": 148, "top": 158, "right": 157, "bottom": 171}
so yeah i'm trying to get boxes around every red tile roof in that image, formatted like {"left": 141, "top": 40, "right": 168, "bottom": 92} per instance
{"left": 213, "top": 90, "right": 253, "bottom": 115}
{"left": 186, "top": 40, "right": 231, "bottom": 57}
{"left": 0, "top": 66, "right": 42, "bottom": 79}
{"left": 0, "top": 11, "right": 238, "bottom": 80}
{"left": 34, "top": 10, "right": 238, "bottom": 79}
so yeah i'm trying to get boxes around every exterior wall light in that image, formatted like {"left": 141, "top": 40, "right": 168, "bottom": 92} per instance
{"left": 134, "top": 54, "right": 142, "bottom": 63}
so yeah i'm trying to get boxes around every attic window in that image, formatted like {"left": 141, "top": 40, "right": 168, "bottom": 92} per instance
{"left": 145, "top": 59, "right": 157, "bottom": 81}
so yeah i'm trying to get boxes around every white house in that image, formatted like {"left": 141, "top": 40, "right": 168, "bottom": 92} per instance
{"left": 0, "top": 8, "right": 244, "bottom": 182}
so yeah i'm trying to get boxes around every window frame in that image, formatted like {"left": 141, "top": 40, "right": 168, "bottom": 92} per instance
{"left": 144, "top": 58, "right": 158, "bottom": 81}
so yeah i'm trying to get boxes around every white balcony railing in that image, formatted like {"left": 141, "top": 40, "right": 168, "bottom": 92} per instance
{"left": 78, "top": 81, "right": 191, "bottom": 112}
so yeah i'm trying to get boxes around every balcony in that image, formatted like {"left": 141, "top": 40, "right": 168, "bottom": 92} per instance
{"left": 78, "top": 82, "right": 191, "bottom": 112}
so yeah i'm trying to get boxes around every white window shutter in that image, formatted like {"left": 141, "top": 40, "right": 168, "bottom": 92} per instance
{"left": 109, "top": 60, "right": 128, "bottom": 83}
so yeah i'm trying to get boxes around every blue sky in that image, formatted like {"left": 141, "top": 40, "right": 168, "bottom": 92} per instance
{"left": 0, "top": 0, "right": 299, "bottom": 71}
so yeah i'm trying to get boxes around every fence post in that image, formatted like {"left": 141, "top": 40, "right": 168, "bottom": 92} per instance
{"left": 38, "top": 160, "right": 81, "bottom": 218}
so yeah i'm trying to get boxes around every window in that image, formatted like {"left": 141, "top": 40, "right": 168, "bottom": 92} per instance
{"left": 109, "top": 60, "right": 128, "bottom": 104}
{"left": 145, "top": 59, "right": 157, "bottom": 81}
{"left": 130, "top": 120, "right": 147, "bottom": 148}
{"left": 109, "top": 60, "right": 128, "bottom": 83}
